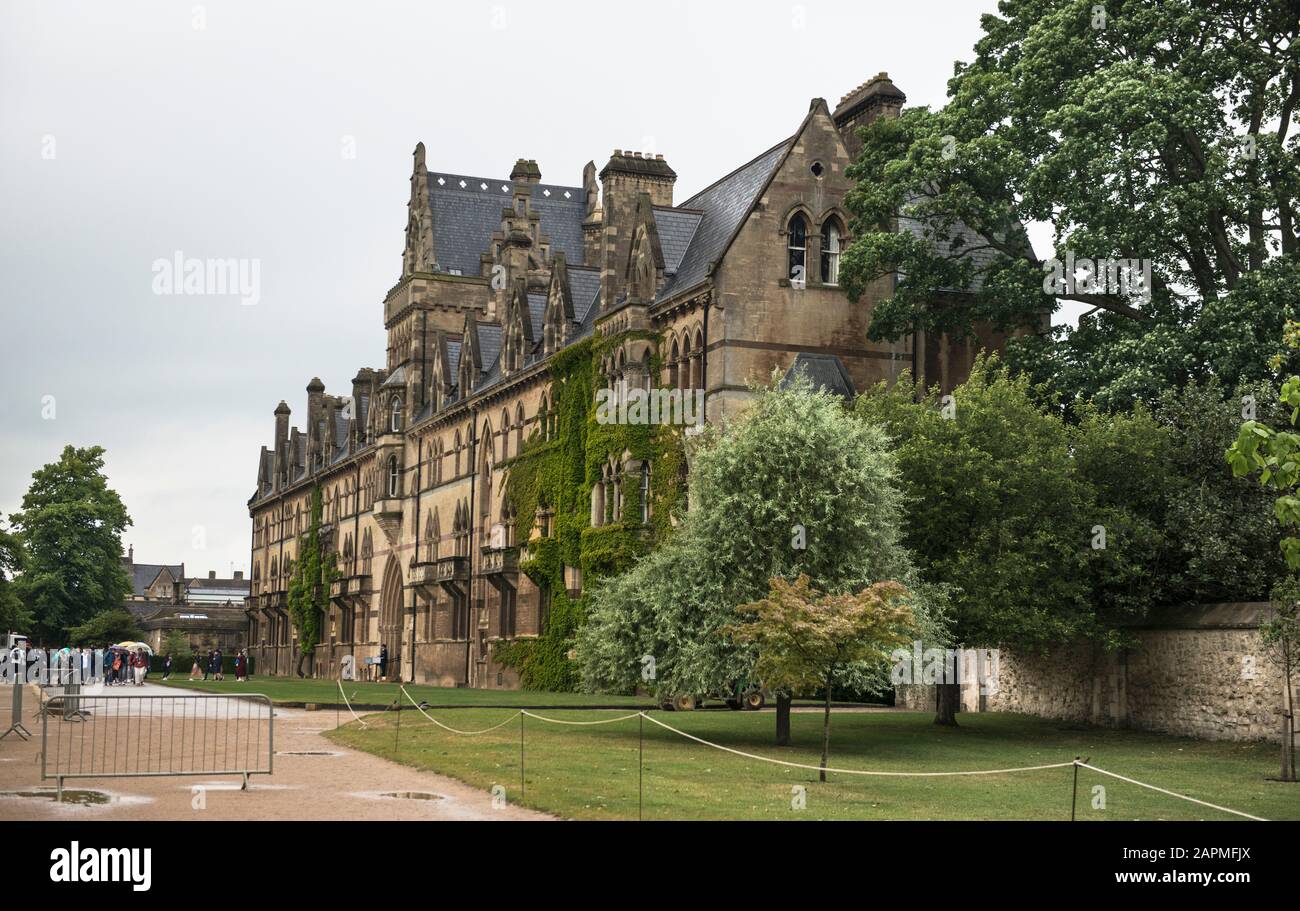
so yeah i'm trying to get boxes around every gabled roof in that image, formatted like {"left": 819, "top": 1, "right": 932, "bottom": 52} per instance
{"left": 657, "top": 139, "right": 792, "bottom": 300}
{"left": 124, "top": 561, "right": 184, "bottom": 598}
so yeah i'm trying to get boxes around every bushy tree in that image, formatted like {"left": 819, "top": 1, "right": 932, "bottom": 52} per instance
{"left": 855, "top": 358, "right": 1146, "bottom": 723}
{"left": 10, "top": 445, "right": 132, "bottom": 643}
{"left": 0, "top": 524, "right": 32, "bottom": 635}
{"left": 840, "top": 1, "right": 1300, "bottom": 411}
{"left": 577, "top": 373, "right": 945, "bottom": 741}
{"left": 1227, "top": 321, "right": 1300, "bottom": 570}
{"left": 727, "top": 575, "right": 917, "bottom": 780}
{"left": 66, "top": 608, "right": 142, "bottom": 647}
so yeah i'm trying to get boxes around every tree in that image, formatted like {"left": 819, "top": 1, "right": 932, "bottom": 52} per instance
{"left": 9, "top": 445, "right": 132, "bottom": 642}
{"left": 286, "top": 486, "right": 336, "bottom": 677}
{"left": 161, "top": 629, "right": 190, "bottom": 661}
{"left": 856, "top": 358, "right": 1108, "bottom": 724}
{"left": 1263, "top": 576, "right": 1299, "bottom": 781}
{"left": 1227, "top": 321, "right": 1300, "bottom": 570}
{"left": 0, "top": 524, "right": 32, "bottom": 635}
{"left": 727, "top": 575, "right": 917, "bottom": 781}
{"left": 66, "top": 608, "right": 142, "bottom": 647}
{"left": 577, "top": 372, "right": 945, "bottom": 743}
{"left": 839, "top": 1, "right": 1300, "bottom": 411}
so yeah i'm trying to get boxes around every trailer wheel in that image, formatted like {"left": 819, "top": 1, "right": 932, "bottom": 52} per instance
{"left": 672, "top": 693, "right": 697, "bottom": 712}
{"left": 744, "top": 691, "right": 766, "bottom": 710}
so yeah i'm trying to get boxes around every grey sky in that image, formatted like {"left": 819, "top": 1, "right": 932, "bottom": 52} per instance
{"left": 2, "top": 0, "right": 1063, "bottom": 576}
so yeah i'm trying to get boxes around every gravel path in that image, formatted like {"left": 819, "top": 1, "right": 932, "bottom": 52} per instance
{"left": 0, "top": 684, "right": 551, "bottom": 821}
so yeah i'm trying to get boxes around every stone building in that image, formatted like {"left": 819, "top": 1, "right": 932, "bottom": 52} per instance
{"left": 121, "top": 549, "right": 249, "bottom": 654}
{"left": 245, "top": 74, "right": 1013, "bottom": 687}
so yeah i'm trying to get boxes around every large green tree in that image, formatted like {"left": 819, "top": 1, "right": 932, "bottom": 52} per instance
{"left": 0, "top": 524, "right": 33, "bottom": 635}
{"left": 856, "top": 359, "right": 1147, "bottom": 723}
{"left": 10, "top": 445, "right": 132, "bottom": 643}
{"left": 66, "top": 608, "right": 143, "bottom": 648}
{"left": 840, "top": 0, "right": 1300, "bottom": 410}
{"left": 577, "top": 373, "right": 946, "bottom": 742}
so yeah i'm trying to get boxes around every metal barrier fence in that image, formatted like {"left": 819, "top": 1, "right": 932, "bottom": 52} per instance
{"left": 41, "top": 692, "right": 274, "bottom": 797}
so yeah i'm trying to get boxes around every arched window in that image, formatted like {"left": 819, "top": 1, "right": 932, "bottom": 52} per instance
{"left": 787, "top": 213, "right": 808, "bottom": 287}
{"left": 387, "top": 456, "right": 400, "bottom": 498}
{"left": 389, "top": 396, "right": 403, "bottom": 433}
{"left": 680, "top": 333, "right": 692, "bottom": 390}
{"left": 516, "top": 403, "right": 525, "bottom": 452}
{"left": 501, "top": 409, "right": 511, "bottom": 460}
{"left": 538, "top": 395, "right": 549, "bottom": 442}
{"left": 691, "top": 328, "right": 704, "bottom": 389}
{"left": 821, "top": 219, "right": 842, "bottom": 285}
{"left": 669, "top": 337, "right": 681, "bottom": 388}
{"left": 640, "top": 462, "right": 651, "bottom": 524}
{"left": 453, "top": 431, "right": 461, "bottom": 477}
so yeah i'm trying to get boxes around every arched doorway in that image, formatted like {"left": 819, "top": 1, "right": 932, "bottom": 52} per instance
{"left": 379, "top": 555, "right": 404, "bottom": 681}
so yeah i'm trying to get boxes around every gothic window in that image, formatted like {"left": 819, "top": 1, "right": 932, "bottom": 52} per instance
{"left": 670, "top": 337, "right": 681, "bottom": 388}
{"left": 820, "top": 219, "right": 842, "bottom": 286}
{"left": 516, "top": 403, "right": 525, "bottom": 452}
{"left": 640, "top": 462, "right": 651, "bottom": 524}
{"left": 424, "top": 511, "right": 436, "bottom": 563}
{"left": 389, "top": 395, "right": 403, "bottom": 433}
{"left": 386, "top": 456, "right": 400, "bottom": 498}
{"left": 787, "top": 213, "right": 808, "bottom": 286}
{"left": 590, "top": 480, "right": 605, "bottom": 528}
{"left": 454, "top": 430, "right": 462, "bottom": 477}
{"left": 680, "top": 334, "right": 692, "bottom": 390}
{"left": 691, "top": 328, "right": 704, "bottom": 389}
{"left": 501, "top": 409, "right": 511, "bottom": 460}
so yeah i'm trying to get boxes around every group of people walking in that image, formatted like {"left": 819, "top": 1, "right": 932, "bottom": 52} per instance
{"left": 187, "top": 648, "right": 249, "bottom": 682}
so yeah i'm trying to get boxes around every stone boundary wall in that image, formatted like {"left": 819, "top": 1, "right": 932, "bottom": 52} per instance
{"left": 896, "top": 603, "right": 1297, "bottom": 743}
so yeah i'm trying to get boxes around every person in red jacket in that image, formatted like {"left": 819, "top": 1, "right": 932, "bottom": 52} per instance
{"left": 130, "top": 649, "right": 147, "bottom": 686}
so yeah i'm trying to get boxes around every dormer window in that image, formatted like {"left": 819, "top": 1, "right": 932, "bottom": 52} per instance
{"left": 821, "top": 220, "right": 842, "bottom": 286}
{"left": 787, "top": 214, "right": 808, "bottom": 288}
{"left": 389, "top": 396, "right": 403, "bottom": 433}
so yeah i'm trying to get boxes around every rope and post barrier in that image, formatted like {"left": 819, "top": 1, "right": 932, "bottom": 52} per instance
{"left": 335, "top": 687, "right": 1269, "bottom": 821}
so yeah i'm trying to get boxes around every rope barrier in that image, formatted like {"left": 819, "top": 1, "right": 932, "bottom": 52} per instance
{"left": 399, "top": 686, "right": 522, "bottom": 735}
{"left": 1075, "top": 760, "right": 1267, "bottom": 822}
{"left": 641, "top": 713, "right": 1076, "bottom": 777}
{"left": 520, "top": 710, "right": 645, "bottom": 726}
{"left": 341, "top": 692, "right": 1267, "bottom": 820}
{"left": 335, "top": 680, "right": 369, "bottom": 728}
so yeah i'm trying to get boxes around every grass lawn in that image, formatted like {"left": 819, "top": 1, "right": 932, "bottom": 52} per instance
{"left": 155, "top": 676, "right": 651, "bottom": 708}
{"left": 324, "top": 707, "right": 1299, "bottom": 821}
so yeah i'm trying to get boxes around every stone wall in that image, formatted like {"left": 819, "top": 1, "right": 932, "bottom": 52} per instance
{"left": 896, "top": 603, "right": 1297, "bottom": 743}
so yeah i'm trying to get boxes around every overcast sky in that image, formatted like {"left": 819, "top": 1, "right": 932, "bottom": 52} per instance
{"left": 2, "top": 0, "right": 1068, "bottom": 577}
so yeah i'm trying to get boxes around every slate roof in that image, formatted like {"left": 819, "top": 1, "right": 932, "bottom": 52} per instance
{"left": 657, "top": 139, "right": 791, "bottom": 300}
{"left": 780, "top": 352, "right": 856, "bottom": 400}
{"left": 896, "top": 202, "right": 1036, "bottom": 293}
{"left": 526, "top": 291, "right": 547, "bottom": 339}
{"left": 652, "top": 207, "right": 703, "bottom": 276}
{"left": 124, "top": 562, "right": 184, "bottom": 598}
{"left": 427, "top": 173, "right": 586, "bottom": 277}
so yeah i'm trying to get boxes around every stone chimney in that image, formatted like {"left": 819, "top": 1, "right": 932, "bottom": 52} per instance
{"left": 306, "top": 377, "right": 325, "bottom": 468}
{"left": 598, "top": 150, "right": 676, "bottom": 309}
{"left": 833, "top": 72, "right": 906, "bottom": 161}
{"left": 274, "top": 401, "right": 290, "bottom": 452}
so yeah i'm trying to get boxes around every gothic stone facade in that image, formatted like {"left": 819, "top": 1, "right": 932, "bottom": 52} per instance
{"left": 245, "top": 73, "right": 1008, "bottom": 687}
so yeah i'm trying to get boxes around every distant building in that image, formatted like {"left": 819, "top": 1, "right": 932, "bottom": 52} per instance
{"left": 121, "top": 547, "right": 249, "bottom": 654}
